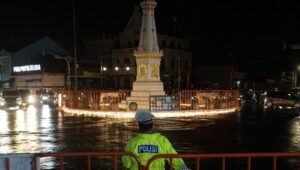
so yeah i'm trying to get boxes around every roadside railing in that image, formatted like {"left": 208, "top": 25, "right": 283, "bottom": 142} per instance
{"left": 57, "top": 89, "right": 239, "bottom": 111}
{"left": 2, "top": 152, "right": 299, "bottom": 170}
{"left": 34, "top": 152, "right": 142, "bottom": 170}
{"left": 145, "top": 152, "right": 300, "bottom": 170}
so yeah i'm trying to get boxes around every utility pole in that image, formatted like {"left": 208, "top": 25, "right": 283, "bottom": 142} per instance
{"left": 73, "top": 0, "right": 78, "bottom": 90}
{"left": 100, "top": 56, "right": 103, "bottom": 89}
{"left": 53, "top": 55, "right": 74, "bottom": 91}
{"left": 297, "top": 65, "right": 300, "bottom": 88}
{"left": 0, "top": 64, "right": 3, "bottom": 81}
{"left": 177, "top": 57, "right": 181, "bottom": 91}
{"left": 97, "top": 56, "right": 104, "bottom": 89}
{"left": 172, "top": 16, "right": 177, "bottom": 37}
{"left": 66, "top": 57, "right": 72, "bottom": 91}
{"left": 295, "top": 71, "right": 297, "bottom": 88}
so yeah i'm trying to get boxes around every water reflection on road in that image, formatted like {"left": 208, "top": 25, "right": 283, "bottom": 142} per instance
{"left": 0, "top": 105, "right": 58, "bottom": 153}
{"left": 0, "top": 104, "right": 300, "bottom": 168}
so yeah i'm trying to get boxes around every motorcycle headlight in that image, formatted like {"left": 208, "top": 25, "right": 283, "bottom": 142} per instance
{"left": 42, "top": 95, "right": 49, "bottom": 101}
{"left": 0, "top": 98, "right": 5, "bottom": 106}
{"left": 16, "top": 97, "right": 22, "bottom": 105}
{"left": 28, "top": 95, "right": 35, "bottom": 103}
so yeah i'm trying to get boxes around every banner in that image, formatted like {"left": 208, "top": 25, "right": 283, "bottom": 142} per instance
{"left": 149, "top": 95, "right": 179, "bottom": 111}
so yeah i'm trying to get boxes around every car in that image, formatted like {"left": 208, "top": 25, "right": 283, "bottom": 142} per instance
{"left": 0, "top": 88, "right": 23, "bottom": 110}
{"left": 39, "top": 90, "right": 58, "bottom": 106}
{"left": 263, "top": 89, "right": 300, "bottom": 109}
{"left": 18, "top": 89, "right": 36, "bottom": 106}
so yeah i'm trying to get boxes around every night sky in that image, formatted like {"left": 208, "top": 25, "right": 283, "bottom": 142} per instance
{"left": 1, "top": 0, "right": 300, "bottom": 70}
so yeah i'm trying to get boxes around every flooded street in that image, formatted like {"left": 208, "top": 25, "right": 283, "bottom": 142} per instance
{"left": 1, "top": 104, "right": 300, "bottom": 169}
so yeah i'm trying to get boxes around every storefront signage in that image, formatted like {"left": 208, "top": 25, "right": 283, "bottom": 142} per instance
{"left": 13, "top": 64, "right": 41, "bottom": 72}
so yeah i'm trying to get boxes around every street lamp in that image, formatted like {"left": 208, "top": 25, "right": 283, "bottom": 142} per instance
{"left": 100, "top": 66, "right": 107, "bottom": 89}
{"left": 73, "top": 0, "right": 78, "bottom": 90}
{"left": 98, "top": 56, "right": 107, "bottom": 89}
{"left": 54, "top": 55, "right": 74, "bottom": 90}
{"left": 0, "top": 64, "right": 3, "bottom": 81}
{"left": 100, "top": 56, "right": 103, "bottom": 89}
{"left": 295, "top": 65, "right": 300, "bottom": 88}
{"left": 177, "top": 57, "right": 181, "bottom": 91}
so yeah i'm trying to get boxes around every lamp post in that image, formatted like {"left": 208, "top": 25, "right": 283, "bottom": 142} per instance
{"left": 177, "top": 57, "right": 181, "bottom": 91}
{"left": 100, "top": 56, "right": 103, "bottom": 89}
{"left": 54, "top": 55, "right": 74, "bottom": 90}
{"left": 114, "top": 66, "right": 119, "bottom": 89}
{"left": 0, "top": 64, "right": 3, "bottom": 81}
{"left": 125, "top": 66, "right": 130, "bottom": 89}
{"left": 66, "top": 57, "right": 72, "bottom": 91}
{"left": 73, "top": 0, "right": 78, "bottom": 90}
{"left": 97, "top": 56, "right": 107, "bottom": 89}
{"left": 295, "top": 65, "right": 300, "bottom": 88}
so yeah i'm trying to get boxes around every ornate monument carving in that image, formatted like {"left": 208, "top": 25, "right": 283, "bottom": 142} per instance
{"left": 125, "top": 0, "right": 165, "bottom": 110}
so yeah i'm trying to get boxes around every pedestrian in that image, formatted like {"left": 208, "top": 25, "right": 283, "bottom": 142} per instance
{"left": 122, "top": 109, "right": 189, "bottom": 170}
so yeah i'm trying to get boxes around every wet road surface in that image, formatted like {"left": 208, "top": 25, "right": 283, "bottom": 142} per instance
{"left": 0, "top": 103, "right": 300, "bottom": 169}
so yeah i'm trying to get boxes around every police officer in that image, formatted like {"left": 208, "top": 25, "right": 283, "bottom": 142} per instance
{"left": 122, "top": 109, "right": 189, "bottom": 170}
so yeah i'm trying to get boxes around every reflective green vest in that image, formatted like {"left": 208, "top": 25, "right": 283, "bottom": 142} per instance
{"left": 122, "top": 133, "right": 187, "bottom": 170}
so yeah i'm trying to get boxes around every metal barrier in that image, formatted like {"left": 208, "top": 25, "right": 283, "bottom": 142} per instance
{"left": 58, "top": 89, "right": 239, "bottom": 111}
{"left": 145, "top": 152, "right": 300, "bottom": 170}
{"left": 33, "top": 152, "right": 142, "bottom": 170}
{"left": 178, "top": 90, "right": 239, "bottom": 110}
{"left": 2, "top": 152, "right": 300, "bottom": 170}
{"left": 0, "top": 154, "right": 37, "bottom": 170}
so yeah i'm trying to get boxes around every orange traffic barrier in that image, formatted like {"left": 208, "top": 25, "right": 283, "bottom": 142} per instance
{"left": 2, "top": 152, "right": 300, "bottom": 169}
{"left": 34, "top": 152, "right": 142, "bottom": 170}
{"left": 145, "top": 152, "right": 300, "bottom": 170}
{"left": 58, "top": 89, "right": 239, "bottom": 111}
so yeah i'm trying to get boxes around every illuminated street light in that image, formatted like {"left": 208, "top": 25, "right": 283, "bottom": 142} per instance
{"left": 100, "top": 64, "right": 107, "bottom": 89}
{"left": 115, "top": 67, "right": 119, "bottom": 71}
{"left": 126, "top": 66, "right": 130, "bottom": 71}
{"left": 97, "top": 56, "right": 107, "bottom": 89}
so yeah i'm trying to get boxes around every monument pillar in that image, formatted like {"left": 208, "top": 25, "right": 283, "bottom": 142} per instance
{"left": 126, "top": 0, "right": 165, "bottom": 110}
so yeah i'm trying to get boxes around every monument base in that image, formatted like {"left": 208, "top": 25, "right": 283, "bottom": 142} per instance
{"left": 125, "top": 81, "right": 165, "bottom": 110}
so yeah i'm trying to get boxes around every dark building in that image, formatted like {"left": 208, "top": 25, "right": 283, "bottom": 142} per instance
{"left": 193, "top": 64, "right": 247, "bottom": 90}
{"left": 0, "top": 37, "right": 69, "bottom": 92}
{"left": 83, "top": 6, "right": 192, "bottom": 90}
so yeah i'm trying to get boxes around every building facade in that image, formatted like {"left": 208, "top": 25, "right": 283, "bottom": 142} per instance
{"left": 8, "top": 37, "right": 69, "bottom": 93}
{"left": 84, "top": 5, "right": 192, "bottom": 91}
{"left": 193, "top": 64, "right": 247, "bottom": 90}
{"left": 0, "top": 49, "right": 12, "bottom": 88}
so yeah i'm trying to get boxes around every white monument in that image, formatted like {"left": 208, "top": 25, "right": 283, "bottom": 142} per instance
{"left": 126, "top": 0, "right": 165, "bottom": 110}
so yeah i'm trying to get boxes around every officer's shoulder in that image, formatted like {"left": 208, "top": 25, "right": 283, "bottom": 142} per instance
{"left": 154, "top": 133, "right": 169, "bottom": 140}
{"left": 127, "top": 135, "right": 140, "bottom": 143}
